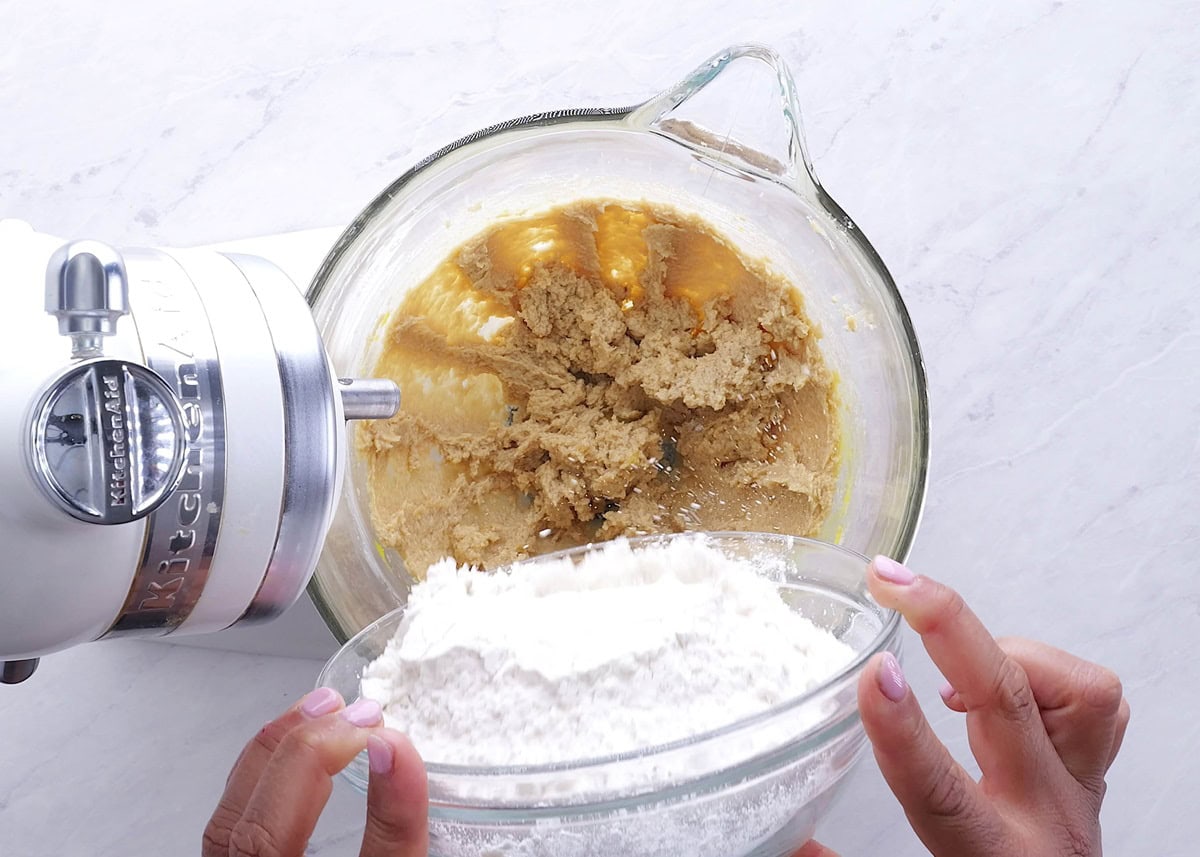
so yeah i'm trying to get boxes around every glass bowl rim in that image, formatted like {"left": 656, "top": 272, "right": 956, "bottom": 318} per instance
{"left": 302, "top": 105, "right": 931, "bottom": 642}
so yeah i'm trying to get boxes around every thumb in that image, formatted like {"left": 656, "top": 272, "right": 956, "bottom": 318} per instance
{"left": 791, "top": 841, "right": 841, "bottom": 856}
{"left": 359, "top": 729, "right": 429, "bottom": 857}
{"left": 857, "top": 652, "right": 1004, "bottom": 855}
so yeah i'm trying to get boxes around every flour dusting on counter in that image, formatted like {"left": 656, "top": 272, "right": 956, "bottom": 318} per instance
{"left": 360, "top": 535, "right": 854, "bottom": 768}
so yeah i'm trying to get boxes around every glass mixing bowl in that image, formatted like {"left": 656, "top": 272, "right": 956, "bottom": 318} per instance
{"left": 307, "top": 44, "right": 929, "bottom": 641}
{"left": 316, "top": 533, "right": 901, "bottom": 857}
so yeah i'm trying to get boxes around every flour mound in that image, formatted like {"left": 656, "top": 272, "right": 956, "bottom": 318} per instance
{"left": 360, "top": 536, "right": 854, "bottom": 767}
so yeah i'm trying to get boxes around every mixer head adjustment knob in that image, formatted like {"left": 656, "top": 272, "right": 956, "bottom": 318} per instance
{"left": 28, "top": 359, "right": 189, "bottom": 525}
{"left": 45, "top": 241, "right": 130, "bottom": 358}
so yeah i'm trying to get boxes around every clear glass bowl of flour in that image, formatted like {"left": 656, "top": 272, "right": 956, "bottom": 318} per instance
{"left": 316, "top": 533, "right": 901, "bottom": 857}
{"left": 306, "top": 43, "right": 930, "bottom": 644}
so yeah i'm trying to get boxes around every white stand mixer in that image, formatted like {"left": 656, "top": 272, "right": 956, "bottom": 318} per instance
{"left": 0, "top": 220, "right": 399, "bottom": 683}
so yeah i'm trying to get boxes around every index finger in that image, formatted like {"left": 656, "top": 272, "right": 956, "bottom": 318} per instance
{"left": 203, "top": 688, "right": 345, "bottom": 856}
{"left": 232, "top": 699, "right": 383, "bottom": 857}
{"left": 866, "top": 557, "right": 1059, "bottom": 793}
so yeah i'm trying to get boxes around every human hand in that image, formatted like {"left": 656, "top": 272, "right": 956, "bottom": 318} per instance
{"left": 202, "top": 688, "right": 428, "bottom": 857}
{"left": 203, "top": 560, "right": 1128, "bottom": 857}
{"left": 850, "top": 556, "right": 1130, "bottom": 856}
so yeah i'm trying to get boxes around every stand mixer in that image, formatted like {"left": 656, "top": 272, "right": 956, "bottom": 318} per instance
{"left": 0, "top": 220, "right": 399, "bottom": 683}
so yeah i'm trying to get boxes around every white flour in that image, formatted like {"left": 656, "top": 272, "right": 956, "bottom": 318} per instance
{"left": 360, "top": 536, "right": 854, "bottom": 771}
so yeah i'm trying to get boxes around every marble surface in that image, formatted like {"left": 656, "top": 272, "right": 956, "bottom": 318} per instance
{"left": 2, "top": 0, "right": 1198, "bottom": 854}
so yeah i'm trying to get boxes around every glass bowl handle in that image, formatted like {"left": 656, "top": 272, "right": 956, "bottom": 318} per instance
{"left": 627, "top": 44, "right": 820, "bottom": 194}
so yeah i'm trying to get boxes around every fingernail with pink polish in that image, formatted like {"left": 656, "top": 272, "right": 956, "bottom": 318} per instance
{"left": 938, "top": 681, "right": 957, "bottom": 703}
{"left": 368, "top": 735, "right": 394, "bottom": 775}
{"left": 878, "top": 653, "right": 907, "bottom": 702}
{"left": 872, "top": 555, "right": 915, "bottom": 585}
{"left": 341, "top": 698, "right": 383, "bottom": 727}
{"left": 301, "top": 687, "right": 341, "bottom": 718}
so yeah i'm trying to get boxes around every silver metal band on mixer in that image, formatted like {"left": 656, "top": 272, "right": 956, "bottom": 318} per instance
{"left": 105, "top": 249, "right": 227, "bottom": 636}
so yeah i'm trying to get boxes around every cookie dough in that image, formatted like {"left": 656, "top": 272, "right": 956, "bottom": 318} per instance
{"left": 360, "top": 200, "right": 840, "bottom": 577}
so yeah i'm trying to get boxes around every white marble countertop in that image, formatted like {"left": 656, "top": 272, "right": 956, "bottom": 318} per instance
{"left": 2, "top": 1, "right": 1198, "bottom": 855}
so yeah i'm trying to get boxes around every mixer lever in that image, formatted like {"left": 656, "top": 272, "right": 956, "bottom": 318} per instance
{"left": 45, "top": 241, "right": 129, "bottom": 358}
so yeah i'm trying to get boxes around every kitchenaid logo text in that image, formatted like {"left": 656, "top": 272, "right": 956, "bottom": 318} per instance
{"left": 107, "top": 266, "right": 225, "bottom": 638}
{"left": 139, "top": 359, "right": 204, "bottom": 611}
{"left": 100, "top": 373, "right": 129, "bottom": 508}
